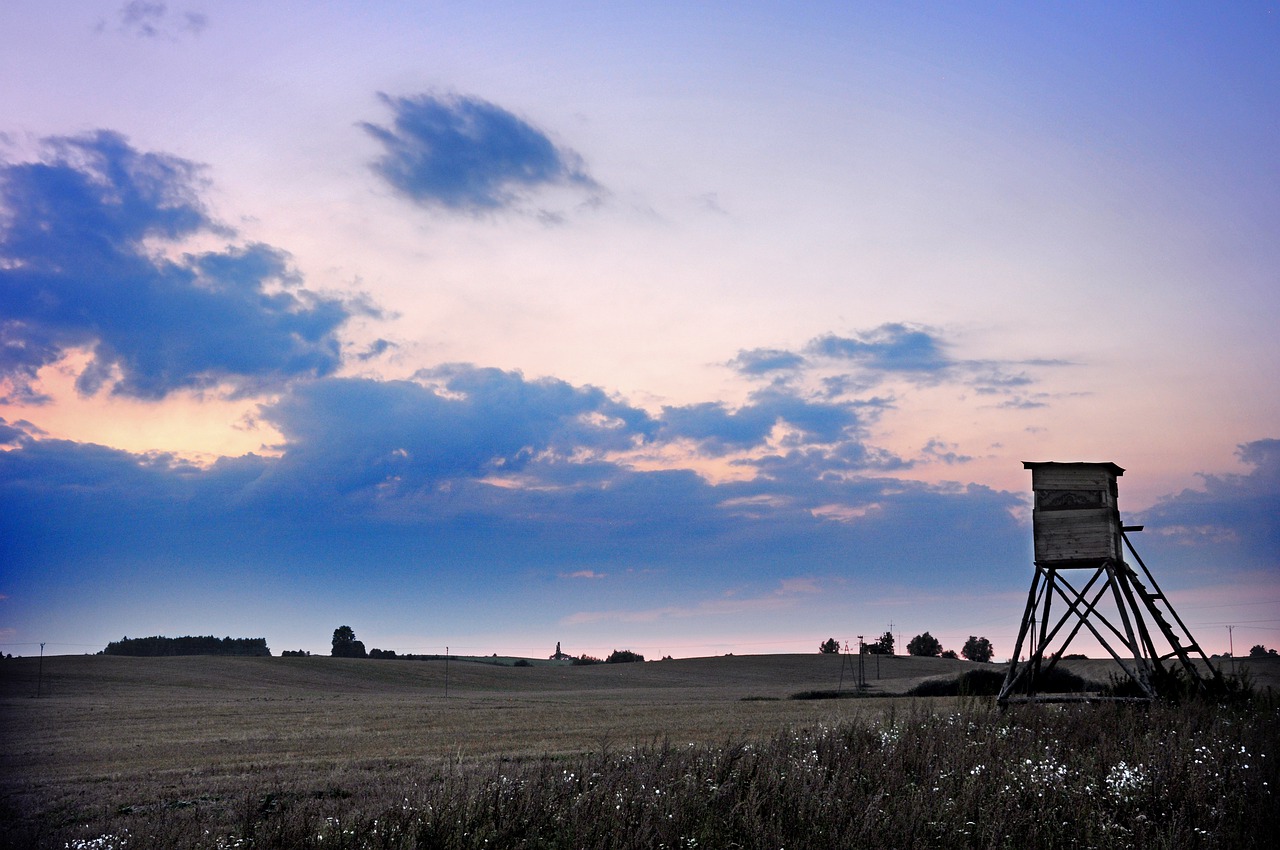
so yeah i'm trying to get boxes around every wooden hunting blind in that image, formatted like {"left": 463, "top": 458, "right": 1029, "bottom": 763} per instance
{"left": 1027, "top": 462, "right": 1124, "bottom": 567}
{"left": 999, "top": 462, "right": 1220, "bottom": 704}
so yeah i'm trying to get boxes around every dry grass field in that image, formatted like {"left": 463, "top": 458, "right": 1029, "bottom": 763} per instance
{"left": 2, "top": 652, "right": 1277, "bottom": 849}
{"left": 1, "top": 652, "right": 972, "bottom": 778}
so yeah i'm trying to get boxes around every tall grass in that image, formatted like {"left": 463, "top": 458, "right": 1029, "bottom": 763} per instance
{"left": 16, "top": 696, "right": 1278, "bottom": 850}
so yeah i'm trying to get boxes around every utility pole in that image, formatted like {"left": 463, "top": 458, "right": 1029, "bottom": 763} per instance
{"left": 857, "top": 635, "right": 866, "bottom": 690}
{"left": 37, "top": 642, "right": 45, "bottom": 698}
{"left": 444, "top": 645, "right": 450, "bottom": 698}
{"left": 1223, "top": 622, "right": 1233, "bottom": 675}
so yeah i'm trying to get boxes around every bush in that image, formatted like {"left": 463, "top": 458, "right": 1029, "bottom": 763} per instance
{"left": 819, "top": 638, "right": 840, "bottom": 654}
{"left": 1003, "top": 665, "right": 1093, "bottom": 696}
{"left": 908, "top": 669, "right": 1007, "bottom": 696}
{"left": 912, "top": 665, "right": 1091, "bottom": 697}
{"left": 605, "top": 649, "right": 644, "bottom": 664}
{"left": 789, "top": 689, "right": 856, "bottom": 700}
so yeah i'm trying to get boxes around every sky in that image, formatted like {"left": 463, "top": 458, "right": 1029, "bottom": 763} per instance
{"left": 1, "top": 1, "right": 1277, "bottom": 662}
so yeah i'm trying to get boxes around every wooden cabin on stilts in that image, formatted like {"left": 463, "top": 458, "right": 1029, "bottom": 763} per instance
{"left": 998, "top": 462, "right": 1220, "bottom": 704}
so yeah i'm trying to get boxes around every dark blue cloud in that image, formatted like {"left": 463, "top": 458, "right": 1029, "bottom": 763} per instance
{"left": 355, "top": 338, "right": 396, "bottom": 361}
{"left": 660, "top": 388, "right": 860, "bottom": 454}
{"left": 728, "top": 348, "right": 807, "bottom": 375}
{"left": 0, "top": 387, "right": 1026, "bottom": 594}
{"left": 258, "top": 367, "right": 656, "bottom": 496}
{"left": 807, "top": 323, "right": 952, "bottom": 375}
{"left": 0, "top": 362, "right": 1008, "bottom": 582}
{"left": 0, "top": 131, "right": 362, "bottom": 401}
{"left": 0, "top": 416, "right": 41, "bottom": 447}
{"left": 362, "top": 93, "right": 597, "bottom": 213}
{"left": 1137, "top": 438, "right": 1280, "bottom": 567}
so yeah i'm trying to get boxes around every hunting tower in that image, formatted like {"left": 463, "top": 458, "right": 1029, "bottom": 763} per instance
{"left": 998, "top": 462, "right": 1219, "bottom": 703}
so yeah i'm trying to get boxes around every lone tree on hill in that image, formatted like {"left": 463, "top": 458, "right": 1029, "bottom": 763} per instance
{"left": 331, "top": 625, "right": 367, "bottom": 658}
{"left": 907, "top": 632, "right": 943, "bottom": 657}
{"left": 819, "top": 638, "right": 841, "bottom": 654}
{"left": 961, "top": 635, "right": 994, "bottom": 663}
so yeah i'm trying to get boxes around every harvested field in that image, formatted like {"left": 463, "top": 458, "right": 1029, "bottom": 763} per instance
{"left": 1, "top": 653, "right": 973, "bottom": 779}
{"left": 2, "top": 653, "right": 1276, "bottom": 849}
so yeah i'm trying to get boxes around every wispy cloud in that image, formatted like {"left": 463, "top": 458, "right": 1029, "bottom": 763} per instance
{"left": 560, "top": 570, "right": 607, "bottom": 580}
{"left": 725, "top": 323, "right": 1074, "bottom": 411}
{"left": 101, "top": 2, "right": 208, "bottom": 40}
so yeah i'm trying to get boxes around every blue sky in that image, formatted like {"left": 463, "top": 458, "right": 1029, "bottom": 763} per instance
{"left": 1, "top": 2, "right": 1277, "bottom": 660}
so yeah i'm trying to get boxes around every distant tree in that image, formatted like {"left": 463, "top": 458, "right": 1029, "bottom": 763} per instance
{"left": 331, "top": 625, "right": 367, "bottom": 658}
{"left": 866, "top": 631, "right": 895, "bottom": 655}
{"left": 281, "top": 649, "right": 311, "bottom": 657}
{"left": 819, "top": 638, "right": 841, "bottom": 654}
{"left": 605, "top": 649, "right": 644, "bottom": 663}
{"left": 940, "top": 649, "right": 959, "bottom": 659}
{"left": 369, "top": 648, "right": 397, "bottom": 659}
{"left": 907, "top": 632, "right": 943, "bottom": 657}
{"left": 572, "top": 654, "right": 602, "bottom": 665}
{"left": 961, "top": 636, "right": 994, "bottom": 663}
{"left": 1249, "top": 644, "right": 1277, "bottom": 657}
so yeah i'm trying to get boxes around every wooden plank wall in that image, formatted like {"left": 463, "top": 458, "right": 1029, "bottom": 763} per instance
{"left": 1029, "top": 467, "right": 1113, "bottom": 491}
{"left": 1029, "top": 465, "right": 1122, "bottom": 564}
{"left": 1032, "top": 508, "right": 1120, "bottom": 563}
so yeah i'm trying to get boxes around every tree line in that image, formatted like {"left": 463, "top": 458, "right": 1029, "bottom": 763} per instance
{"left": 819, "top": 631, "right": 994, "bottom": 663}
{"left": 102, "top": 635, "right": 271, "bottom": 657}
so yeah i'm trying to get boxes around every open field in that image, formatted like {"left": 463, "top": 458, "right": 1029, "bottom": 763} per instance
{"left": 0, "top": 653, "right": 986, "bottom": 781}
{"left": 2, "top": 653, "right": 1277, "bottom": 848}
